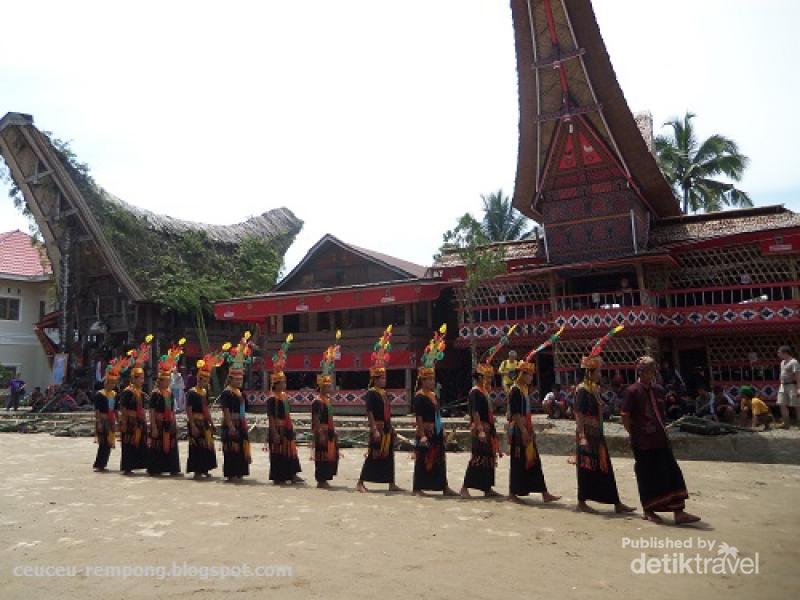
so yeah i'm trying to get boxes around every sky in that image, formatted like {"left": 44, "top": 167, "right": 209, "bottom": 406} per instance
{"left": 1, "top": 0, "right": 799, "bottom": 276}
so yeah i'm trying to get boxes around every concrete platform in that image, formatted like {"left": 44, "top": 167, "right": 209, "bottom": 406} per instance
{"left": 2, "top": 410, "right": 798, "bottom": 464}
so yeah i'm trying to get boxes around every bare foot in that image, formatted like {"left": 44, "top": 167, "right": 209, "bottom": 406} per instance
{"left": 292, "top": 476, "right": 305, "bottom": 484}
{"left": 93, "top": 467, "right": 106, "bottom": 472}
{"left": 674, "top": 510, "right": 701, "bottom": 525}
{"left": 576, "top": 501, "right": 598, "bottom": 514}
{"left": 485, "top": 489, "right": 502, "bottom": 498}
{"left": 543, "top": 492, "right": 561, "bottom": 503}
{"left": 443, "top": 487, "right": 459, "bottom": 497}
{"left": 642, "top": 511, "right": 664, "bottom": 523}
{"left": 413, "top": 489, "right": 426, "bottom": 497}
{"left": 122, "top": 471, "right": 133, "bottom": 476}
{"left": 615, "top": 503, "right": 636, "bottom": 513}
{"left": 459, "top": 487, "right": 471, "bottom": 498}
{"left": 203, "top": 472, "right": 212, "bottom": 478}
{"left": 170, "top": 472, "right": 183, "bottom": 477}
{"left": 389, "top": 484, "right": 404, "bottom": 492}
{"left": 357, "top": 481, "right": 368, "bottom": 493}
{"left": 317, "top": 481, "right": 331, "bottom": 489}
{"left": 193, "top": 472, "right": 203, "bottom": 480}
{"left": 508, "top": 494, "right": 525, "bottom": 504}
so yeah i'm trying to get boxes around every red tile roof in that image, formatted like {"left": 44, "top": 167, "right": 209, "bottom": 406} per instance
{"left": 0, "top": 230, "right": 52, "bottom": 278}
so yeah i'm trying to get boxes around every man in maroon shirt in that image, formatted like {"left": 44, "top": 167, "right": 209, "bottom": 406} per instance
{"left": 622, "top": 356, "right": 701, "bottom": 525}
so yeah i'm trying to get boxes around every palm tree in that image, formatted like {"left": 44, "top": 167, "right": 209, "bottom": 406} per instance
{"left": 480, "top": 189, "right": 534, "bottom": 241}
{"left": 655, "top": 112, "right": 752, "bottom": 214}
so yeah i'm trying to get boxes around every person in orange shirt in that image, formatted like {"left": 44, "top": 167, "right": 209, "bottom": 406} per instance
{"left": 739, "top": 386, "right": 772, "bottom": 431}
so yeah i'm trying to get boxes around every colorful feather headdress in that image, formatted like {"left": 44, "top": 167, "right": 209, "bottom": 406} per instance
{"left": 369, "top": 325, "right": 392, "bottom": 377}
{"left": 418, "top": 324, "right": 447, "bottom": 378}
{"left": 224, "top": 331, "right": 254, "bottom": 376}
{"left": 104, "top": 354, "right": 132, "bottom": 382}
{"left": 127, "top": 334, "right": 154, "bottom": 376}
{"left": 477, "top": 324, "right": 518, "bottom": 376}
{"left": 271, "top": 334, "right": 293, "bottom": 383}
{"left": 317, "top": 330, "right": 341, "bottom": 387}
{"left": 518, "top": 326, "right": 565, "bottom": 374}
{"left": 580, "top": 325, "right": 624, "bottom": 370}
{"left": 158, "top": 338, "right": 186, "bottom": 378}
{"left": 197, "top": 344, "right": 226, "bottom": 378}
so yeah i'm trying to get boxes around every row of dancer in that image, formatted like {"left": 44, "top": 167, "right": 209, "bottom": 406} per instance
{"left": 92, "top": 325, "right": 701, "bottom": 524}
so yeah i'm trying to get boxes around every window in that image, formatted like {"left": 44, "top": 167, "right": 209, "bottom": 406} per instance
{"left": 0, "top": 297, "right": 20, "bottom": 321}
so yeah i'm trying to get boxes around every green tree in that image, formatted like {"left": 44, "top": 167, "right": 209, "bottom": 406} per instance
{"left": 438, "top": 214, "right": 506, "bottom": 370}
{"left": 480, "top": 188, "right": 533, "bottom": 241}
{"left": 655, "top": 112, "right": 751, "bottom": 214}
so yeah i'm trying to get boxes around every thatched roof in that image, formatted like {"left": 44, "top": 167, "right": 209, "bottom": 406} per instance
{"left": 0, "top": 112, "right": 303, "bottom": 310}
{"left": 509, "top": 0, "right": 680, "bottom": 219}
{"left": 649, "top": 205, "right": 800, "bottom": 246}
{"left": 99, "top": 191, "right": 300, "bottom": 246}
{"left": 433, "top": 239, "right": 540, "bottom": 269}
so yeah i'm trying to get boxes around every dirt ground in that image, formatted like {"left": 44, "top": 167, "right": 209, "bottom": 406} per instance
{"left": 0, "top": 434, "right": 798, "bottom": 599}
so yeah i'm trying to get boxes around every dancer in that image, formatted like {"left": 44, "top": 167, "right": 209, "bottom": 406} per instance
{"left": 147, "top": 339, "right": 185, "bottom": 476}
{"left": 358, "top": 325, "right": 402, "bottom": 493}
{"left": 220, "top": 333, "right": 253, "bottom": 482}
{"left": 267, "top": 334, "right": 303, "bottom": 485}
{"left": 186, "top": 350, "right": 223, "bottom": 479}
{"left": 412, "top": 324, "right": 457, "bottom": 496}
{"left": 574, "top": 326, "right": 635, "bottom": 515}
{"left": 92, "top": 356, "right": 128, "bottom": 471}
{"left": 507, "top": 328, "right": 564, "bottom": 503}
{"left": 119, "top": 335, "right": 152, "bottom": 475}
{"left": 311, "top": 330, "right": 341, "bottom": 489}
{"left": 622, "top": 356, "right": 701, "bottom": 525}
{"left": 460, "top": 325, "right": 516, "bottom": 498}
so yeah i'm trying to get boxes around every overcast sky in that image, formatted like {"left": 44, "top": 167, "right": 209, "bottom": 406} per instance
{"left": 2, "top": 0, "right": 799, "bottom": 275}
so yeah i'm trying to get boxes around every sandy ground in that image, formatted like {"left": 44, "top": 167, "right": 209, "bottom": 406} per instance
{"left": 0, "top": 435, "right": 798, "bottom": 600}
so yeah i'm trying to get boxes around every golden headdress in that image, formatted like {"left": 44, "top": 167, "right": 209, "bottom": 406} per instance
{"left": 369, "top": 325, "right": 392, "bottom": 377}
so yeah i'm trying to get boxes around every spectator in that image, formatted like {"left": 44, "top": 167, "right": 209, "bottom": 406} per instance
{"left": 171, "top": 368, "right": 186, "bottom": 412}
{"left": 5, "top": 371, "right": 25, "bottom": 411}
{"left": 498, "top": 351, "right": 520, "bottom": 393}
{"left": 660, "top": 360, "right": 687, "bottom": 395}
{"left": 711, "top": 385, "right": 737, "bottom": 423}
{"left": 57, "top": 387, "right": 79, "bottom": 411}
{"left": 663, "top": 386, "right": 685, "bottom": 421}
{"left": 739, "top": 385, "right": 772, "bottom": 431}
{"left": 777, "top": 345, "right": 800, "bottom": 429}
{"left": 694, "top": 386, "right": 714, "bottom": 419}
{"left": 542, "top": 383, "right": 568, "bottom": 419}
{"left": 74, "top": 384, "right": 91, "bottom": 407}
{"left": 29, "top": 386, "right": 45, "bottom": 412}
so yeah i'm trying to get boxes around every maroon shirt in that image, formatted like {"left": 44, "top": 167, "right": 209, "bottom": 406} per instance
{"left": 621, "top": 381, "right": 669, "bottom": 450}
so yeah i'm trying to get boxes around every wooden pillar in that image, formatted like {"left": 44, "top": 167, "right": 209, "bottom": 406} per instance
{"left": 635, "top": 262, "right": 649, "bottom": 307}
{"left": 405, "top": 367, "right": 413, "bottom": 411}
{"left": 788, "top": 258, "right": 799, "bottom": 300}
{"left": 404, "top": 303, "right": 412, "bottom": 328}
{"left": 547, "top": 273, "right": 558, "bottom": 314}
{"left": 426, "top": 301, "right": 433, "bottom": 328}
{"left": 268, "top": 324, "right": 274, "bottom": 392}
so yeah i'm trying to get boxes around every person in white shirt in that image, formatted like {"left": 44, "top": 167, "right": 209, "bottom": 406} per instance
{"left": 170, "top": 368, "right": 186, "bottom": 413}
{"left": 777, "top": 345, "right": 800, "bottom": 428}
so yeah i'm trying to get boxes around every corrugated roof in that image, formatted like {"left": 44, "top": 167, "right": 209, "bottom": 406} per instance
{"left": 0, "top": 230, "right": 52, "bottom": 279}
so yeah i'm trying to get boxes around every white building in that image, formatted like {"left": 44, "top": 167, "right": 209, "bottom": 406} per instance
{"left": 0, "top": 229, "right": 54, "bottom": 396}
